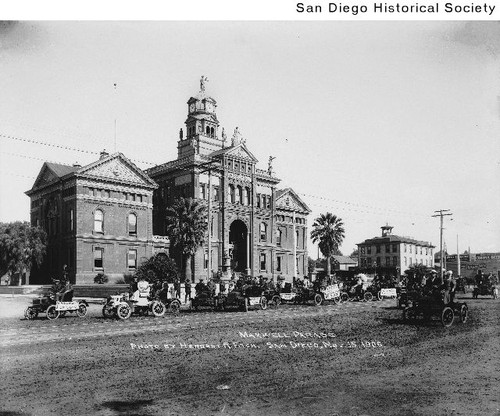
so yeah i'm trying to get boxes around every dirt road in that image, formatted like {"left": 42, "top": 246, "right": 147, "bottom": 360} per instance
{"left": 0, "top": 295, "right": 499, "bottom": 415}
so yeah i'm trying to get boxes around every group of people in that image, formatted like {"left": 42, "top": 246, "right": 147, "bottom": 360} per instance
{"left": 418, "top": 269, "right": 456, "bottom": 304}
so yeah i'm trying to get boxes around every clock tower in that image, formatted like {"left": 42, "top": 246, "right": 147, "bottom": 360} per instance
{"left": 177, "top": 77, "right": 223, "bottom": 159}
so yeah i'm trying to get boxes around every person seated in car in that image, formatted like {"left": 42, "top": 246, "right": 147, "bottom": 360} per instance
{"left": 303, "top": 276, "right": 312, "bottom": 290}
{"left": 195, "top": 279, "right": 208, "bottom": 296}
{"left": 206, "top": 278, "right": 216, "bottom": 296}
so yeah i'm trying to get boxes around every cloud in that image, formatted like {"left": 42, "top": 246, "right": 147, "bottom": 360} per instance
{"left": 444, "top": 21, "right": 500, "bottom": 58}
{"left": 0, "top": 21, "right": 44, "bottom": 54}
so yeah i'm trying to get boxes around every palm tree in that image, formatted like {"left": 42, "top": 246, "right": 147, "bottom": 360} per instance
{"left": 165, "top": 197, "right": 207, "bottom": 281}
{"left": 310, "top": 213, "right": 345, "bottom": 277}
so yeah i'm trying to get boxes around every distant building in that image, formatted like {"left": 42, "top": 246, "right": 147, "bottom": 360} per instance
{"left": 435, "top": 252, "right": 500, "bottom": 280}
{"left": 357, "top": 225, "right": 435, "bottom": 276}
{"left": 26, "top": 152, "right": 168, "bottom": 284}
{"left": 146, "top": 80, "right": 310, "bottom": 283}
{"left": 331, "top": 255, "right": 358, "bottom": 271}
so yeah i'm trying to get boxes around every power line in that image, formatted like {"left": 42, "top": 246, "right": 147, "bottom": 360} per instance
{"left": 0, "top": 132, "right": 156, "bottom": 166}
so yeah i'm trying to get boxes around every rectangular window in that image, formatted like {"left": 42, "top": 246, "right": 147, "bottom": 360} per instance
{"left": 392, "top": 244, "right": 397, "bottom": 253}
{"left": 367, "top": 247, "right": 372, "bottom": 255}
{"left": 213, "top": 186, "right": 219, "bottom": 201}
{"left": 376, "top": 245, "right": 381, "bottom": 254}
{"left": 266, "top": 196, "right": 271, "bottom": 209}
{"left": 404, "top": 244, "right": 407, "bottom": 253}
{"left": 200, "top": 184, "right": 206, "bottom": 200}
{"left": 260, "top": 253, "right": 266, "bottom": 271}
{"left": 367, "top": 257, "right": 372, "bottom": 265}
{"left": 277, "top": 256, "right": 282, "bottom": 272}
{"left": 385, "top": 244, "right": 390, "bottom": 253}
{"left": 409, "top": 258, "right": 413, "bottom": 266}
{"left": 127, "top": 249, "right": 137, "bottom": 270}
{"left": 260, "top": 223, "right": 267, "bottom": 242}
{"left": 393, "top": 256, "right": 397, "bottom": 266}
{"left": 376, "top": 257, "right": 381, "bottom": 266}
{"left": 360, "top": 247, "right": 365, "bottom": 255}
{"left": 69, "top": 209, "right": 74, "bottom": 232}
{"left": 204, "top": 252, "right": 208, "bottom": 269}
{"left": 385, "top": 257, "right": 390, "bottom": 266}
{"left": 128, "top": 214, "right": 137, "bottom": 236}
{"left": 94, "top": 248, "right": 103, "bottom": 269}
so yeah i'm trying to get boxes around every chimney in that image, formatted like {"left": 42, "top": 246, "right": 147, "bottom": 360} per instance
{"left": 99, "top": 149, "right": 109, "bottom": 160}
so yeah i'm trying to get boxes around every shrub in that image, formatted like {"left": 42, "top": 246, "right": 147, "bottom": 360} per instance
{"left": 94, "top": 273, "right": 109, "bottom": 284}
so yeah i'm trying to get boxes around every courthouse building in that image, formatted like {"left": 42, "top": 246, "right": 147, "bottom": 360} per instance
{"left": 357, "top": 225, "right": 435, "bottom": 276}
{"left": 26, "top": 79, "right": 310, "bottom": 284}
{"left": 146, "top": 80, "right": 311, "bottom": 283}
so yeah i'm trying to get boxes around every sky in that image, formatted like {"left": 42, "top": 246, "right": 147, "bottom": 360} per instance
{"left": 0, "top": 21, "right": 499, "bottom": 256}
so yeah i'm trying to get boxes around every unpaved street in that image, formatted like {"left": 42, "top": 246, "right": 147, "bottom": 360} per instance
{"left": 1, "top": 295, "right": 499, "bottom": 416}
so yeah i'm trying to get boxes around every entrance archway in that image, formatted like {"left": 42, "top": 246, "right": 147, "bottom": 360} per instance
{"left": 229, "top": 220, "right": 248, "bottom": 272}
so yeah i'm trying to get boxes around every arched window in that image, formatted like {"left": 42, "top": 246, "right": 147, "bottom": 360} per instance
{"left": 128, "top": 213, "right": 137, "bottom": 236}
{"left": 296, "top": 229, "right": 300, "bottom": 248}
{"left": 244, "top": 187, "right": 250, "bottom": 205}
{"left": 260, "top": 223, "right": 267, "bottom": 242}
{"left": 229, "top": 184, "right": 235, "bottom": 203}
{"left": 206, "top": 126, "right": 210, "bottom": 135}
{"left": 237, "top": 186, "right": 243, "bottom": 204}
{"left": 276, "top": 228, "right": 282, "bottom": 246}
{"left": 94, "top": 209, "right": 103, "bottom": 233}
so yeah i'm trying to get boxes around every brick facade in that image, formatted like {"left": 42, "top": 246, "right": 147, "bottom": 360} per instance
{"left": 26, "top": 152, "right": 165, "bottom": 284}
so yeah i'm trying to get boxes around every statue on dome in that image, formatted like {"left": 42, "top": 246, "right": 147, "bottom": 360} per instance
{"left": 268, "top": 156, "right": 276, "bottom": 175}
{"left": 179, "top": 128, "right": 183, "bottom": 140}
{"left": 200, "top": 75, "right": 209, "bottom": 92}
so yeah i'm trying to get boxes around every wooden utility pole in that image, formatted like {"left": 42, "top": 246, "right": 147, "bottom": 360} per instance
{"left": 432, "top": 209, "right": 453, "bottom": 279}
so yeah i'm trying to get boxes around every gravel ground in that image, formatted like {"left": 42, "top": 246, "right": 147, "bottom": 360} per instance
{"left": 0, "top": 294, "right": 499, "bottom": 416}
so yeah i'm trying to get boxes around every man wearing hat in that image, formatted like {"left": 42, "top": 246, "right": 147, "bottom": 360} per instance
{"left": 443, "top": 270, "right": 455, "bottom": 304}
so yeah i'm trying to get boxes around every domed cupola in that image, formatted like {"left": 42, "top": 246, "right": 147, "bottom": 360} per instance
{"left": 178, "top": 76, "right": 223, "bottom": 159}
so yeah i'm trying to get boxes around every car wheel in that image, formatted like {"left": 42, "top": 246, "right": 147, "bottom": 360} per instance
{"left": 459, "top": 304, "right": 468, "bottom": 323}
{"left": 24, "top": 307, "right": 38, "bottom": 320}
{"left": 151, "top": 300, "right": 166, "bottom": 317}
{"left": 260, "top": 296, "right": 268, "bottom": 310}
{"left": 341, "top": 293, "right": 349, "bottom": 302}
{"left": 364, "top": 292, "right": 373, "bottom": 302}
{"left": 441, "top": 306, "right": 454, "bottom": 327}
{"left": 313, "top": 294, "right": 323, "bottom": 306}
{"left": 116, "top": 303, "right": 131, "bottom": 320}
{"left": 77, "top": 303, "right": 88, "bottom": 318}
{"left": 169, "top": 300, "right": 180, "bottom": 316}
{"left": 46, "top": 305, "right": 59, "bottom": 320}
{"left": 377, "top": 291, "right": 383, "bottom": 301}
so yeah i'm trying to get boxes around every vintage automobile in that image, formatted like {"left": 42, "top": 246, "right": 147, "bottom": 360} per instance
{"left": 102, "top": 280, "right": 169, "bottom": 320}
{"left": 472, "top": 282, "right": 498, "bottom": 299}
{"left": 25, "top": 284, "right": 88, "bottom": 320}
{"left": 223, "top": 284, "right": 268, "bottom": 312}
{"left": 191, "top": 290, "right": 225, "bottom": 311}
{"left": 340, "top": 273, "right": 373, "bottom": 302}
{"left": 402, "top": 292, "right": 468, "bottom": 327}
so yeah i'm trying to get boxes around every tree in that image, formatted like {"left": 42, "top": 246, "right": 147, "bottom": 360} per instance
{"left": 310, "top": 213, "right": 345, "bottom": 277}
{"left": 165, "top": 197, "right": 207, "bottom": 281}
{"left": 0, "top": 221, "right": 47, "bottom": 283}
{"left": 134, "top": 253, "right": 179, "bottom": 284}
